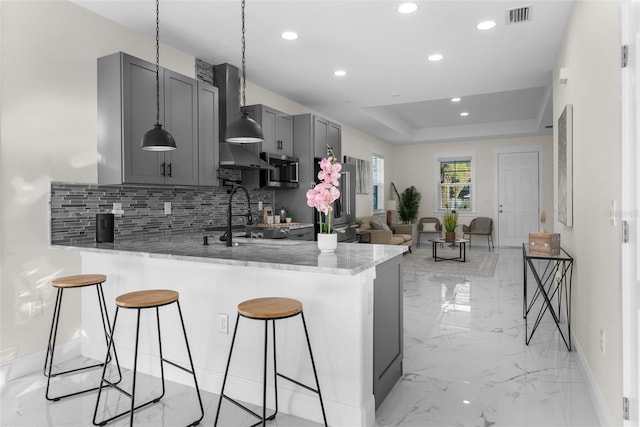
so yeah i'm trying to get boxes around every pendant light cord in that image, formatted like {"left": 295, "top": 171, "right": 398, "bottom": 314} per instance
{"left": 155, "top": 0, "right": 160, "bottom": 124}
{"left": 241, "top": 0, "right": 247, "bottom": 110}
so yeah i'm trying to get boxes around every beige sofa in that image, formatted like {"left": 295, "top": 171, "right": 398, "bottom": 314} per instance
{"left": 358, "top": 214, "right": 413, "bottom": 252}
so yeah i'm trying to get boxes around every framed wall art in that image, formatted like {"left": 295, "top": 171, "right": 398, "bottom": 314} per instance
{"left": 558, "top": 104, "right": 573, "bottom": 227}
{"left": 343, "top": 155, "right": 371, "bottom": 194}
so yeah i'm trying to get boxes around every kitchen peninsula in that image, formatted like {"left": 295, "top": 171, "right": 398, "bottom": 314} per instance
{"left": 53, "top": 234, "right": 406, "bottom": 426}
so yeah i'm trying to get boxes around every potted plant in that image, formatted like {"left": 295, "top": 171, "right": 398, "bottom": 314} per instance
{"left": 285, "top": 211, "right": 292, "bottom": 223}
{"left": 443, "top": 210, "right": 458, "bottom": 242}
{"left": 391, "top": 183, "right": 421, "bottom": 223}
{"left": 306, "top": 147, "right": 341, "bottom": 252}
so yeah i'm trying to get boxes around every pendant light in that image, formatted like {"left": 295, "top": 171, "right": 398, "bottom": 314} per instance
{"left": 141, "top": 0, "right": 176, "bottom": 151}
{"left": 224, "top": 0, "right": 264, "bottom": 143}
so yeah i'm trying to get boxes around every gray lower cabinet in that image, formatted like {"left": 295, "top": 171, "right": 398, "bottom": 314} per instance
{"left": 98, "top": 52, "right": 200, "bottom": 185}
{"left": 373, "top": 255, "right": 403, "bottom": 408}
{"left": 287, "top": 226, "right": 314, "bottom": 240}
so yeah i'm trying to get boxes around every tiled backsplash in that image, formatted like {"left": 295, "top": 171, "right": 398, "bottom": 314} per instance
{"left": 50, "top": 181, "right": 273, "bottom": 244}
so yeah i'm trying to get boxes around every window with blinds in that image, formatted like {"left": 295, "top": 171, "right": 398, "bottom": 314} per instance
{"left": 372, "top": 154, "right": 384, "bottom": 211}
{"left": 439, "top": 158, "right": 472, "bottom": 211}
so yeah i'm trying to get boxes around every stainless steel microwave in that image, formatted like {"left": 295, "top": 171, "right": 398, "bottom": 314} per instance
{"left": 259, "top": 152, "right": 299, "bottom": 189}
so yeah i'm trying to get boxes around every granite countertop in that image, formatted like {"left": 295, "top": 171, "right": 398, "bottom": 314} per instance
{"left": 52, "top": 232, "right": 407, "bottom": 276}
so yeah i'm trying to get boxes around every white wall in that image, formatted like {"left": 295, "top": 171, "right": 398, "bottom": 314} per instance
{"left": 0, "top": 0, "right": 393, "bottom": 369}
{"left": 0, "top": 0, "right": 196, "bottom": 368}
{"left": 553, "top": 1, "right": 622, "bottom": 424}
{"left": 390, "top": 135, "right": 554, "bottom": 231}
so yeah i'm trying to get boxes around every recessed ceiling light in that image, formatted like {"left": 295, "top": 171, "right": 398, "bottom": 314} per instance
{"left": 281, "top": 31, "right": 298, "bottom": 40}
{"left": 463, "top": 400, "right": 470, "bottom": 404}
{"left": 451, "top": 97, "right": 461, "bottom": 102}
{"left": 476, "top": 20, "right": 496, "bottom": 30}
{"left": 398, "top": 2, "right": 418, "bottom": 14}
{"left": 428, "top": 54, "right": 444, "bottom": 62}
{"left": 334, "top": 70, "right": 347, "bottom": 77}
{"left": 460, "top": 112, "right": 469, "bottom": 117}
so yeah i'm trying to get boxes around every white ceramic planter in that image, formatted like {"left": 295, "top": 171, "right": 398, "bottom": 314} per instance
{"left": 317, "top": 233, "right": 338, "bottom": 253}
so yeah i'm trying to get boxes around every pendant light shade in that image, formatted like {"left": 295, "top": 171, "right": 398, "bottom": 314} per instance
{"left": 225, "top": 112, "right": 264, "bottom": 143}
{"left": 225, "top": 0, "right": 263, "bottom": 144}
{"left": 141, "top": 0, "right": 176, "bottom": 151}
{"left": 141, "top": 123, "right": 176, "bottom": 151}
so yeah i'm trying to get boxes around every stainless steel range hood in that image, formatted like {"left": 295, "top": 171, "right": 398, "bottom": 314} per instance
{"left": 214, "top": 62, "right": 272, "bottom": 171}
{"left": 219, "top": 142, "right": 273, "bottom": 170}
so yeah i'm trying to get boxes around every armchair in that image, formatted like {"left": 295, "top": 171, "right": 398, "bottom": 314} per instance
{"left": 417, "top": 217, "right": 442, "bottom": 247}
{"left": 462, "top": 217, "right": 494, "bottom": 251}
{"left": 358, "top": 215, "right": 413, "bottom": 252}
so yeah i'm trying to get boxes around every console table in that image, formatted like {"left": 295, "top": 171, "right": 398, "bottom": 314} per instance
{"left": 522, "top": 244, "right": 574, "bottom": 351}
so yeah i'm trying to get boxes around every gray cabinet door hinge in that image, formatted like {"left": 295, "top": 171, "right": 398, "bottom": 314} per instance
{"left": 622, "top": 220, "right": 629, "bottom": 243}
{"left": 623, "top": 396, "right": 630, "bottom": 420}
{"left": 622, "top": 45, "right": 629, "bottom": 68}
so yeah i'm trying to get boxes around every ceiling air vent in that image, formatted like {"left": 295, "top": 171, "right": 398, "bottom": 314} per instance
{"left": 506, "top": 6, "right": 532, "bottom": 24}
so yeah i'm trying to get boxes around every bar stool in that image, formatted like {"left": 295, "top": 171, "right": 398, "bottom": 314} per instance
{"left": 214, "top": 297, "right": 327, "bottom": 427}
{"left": 93, "top": 289, "right": 204, "bottom": 427}
{"left": 44, "top": 274, "right": 121, "bottom": 401}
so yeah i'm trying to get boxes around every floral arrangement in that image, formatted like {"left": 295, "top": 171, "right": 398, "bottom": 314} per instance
{"left": 306, "top": 147, "right": 341, "bottom": 234}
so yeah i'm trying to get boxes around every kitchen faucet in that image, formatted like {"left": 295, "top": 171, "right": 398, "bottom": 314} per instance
{"left": 223, "top": 179, "right": 253, "bottom": 247}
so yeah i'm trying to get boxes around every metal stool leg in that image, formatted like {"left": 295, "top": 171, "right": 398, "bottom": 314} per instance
{"left": 45, "top": 285, "right": 120, "bottom": 401}
{"left": 215, "top": 314, "right": 240, "bottom": 427}
{"left": 300, "top": 312, "right": 328, "bottom": 427}
{"left": 93, "top": 307, "right": 167, "bottom": 426}
{"left": 175, "top": 301, "right": 204, "bottom": 426}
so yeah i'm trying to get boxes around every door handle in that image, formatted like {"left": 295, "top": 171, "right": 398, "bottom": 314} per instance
{"left": 161, "top": 162, "right": 166, "bottom": 177}
{"left": 167, "top": 162, "right": 172, "bottom": 177}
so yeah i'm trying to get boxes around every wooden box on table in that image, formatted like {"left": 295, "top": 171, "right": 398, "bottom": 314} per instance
{"left": 528, "top": 232, "right": 560, "bottom": 256}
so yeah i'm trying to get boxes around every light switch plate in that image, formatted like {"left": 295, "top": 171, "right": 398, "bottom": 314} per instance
{"left": 164, "top": 202, "right": 171, "bottom": 215}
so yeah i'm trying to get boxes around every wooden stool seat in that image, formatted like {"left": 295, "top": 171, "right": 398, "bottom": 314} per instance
{"left": 115, "top": 289, "right": 179, "bottom": 308}
{"left": 238, "top": 297, "right": 302, "bottom": 319}
{"left": 52, "top": 274, "right": 107, "bottom": 288}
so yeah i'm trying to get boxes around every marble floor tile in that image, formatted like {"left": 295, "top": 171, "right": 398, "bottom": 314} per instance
{"left": 1, "top": 248, "right": 598, "bottom": 426}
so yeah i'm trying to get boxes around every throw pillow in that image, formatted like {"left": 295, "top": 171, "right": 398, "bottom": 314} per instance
{"left": 370, "top": 218, "right": 391, "bottom": 231}
{"left": 421, "top": 223, "right": 437, "bottom": 232}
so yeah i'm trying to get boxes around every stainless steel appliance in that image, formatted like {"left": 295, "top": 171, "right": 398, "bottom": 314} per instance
{"left": 260, "top": 152, "right": 299, "bottom": 189}
{"left": 314, "top": 161, "right": 357, "bottom": 242}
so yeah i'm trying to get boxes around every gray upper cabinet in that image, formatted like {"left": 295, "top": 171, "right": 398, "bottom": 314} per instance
{"left": 312, "top": 116, "right": 341, "bottom": 160}
{"left": 98, "top": 52, "right": 200, "bottom": 185}
{"left": 197, "top": 81, "right": 219, "bottom": 186}
{"left": 244, "top": 104, "right": 293, "bottom": 156}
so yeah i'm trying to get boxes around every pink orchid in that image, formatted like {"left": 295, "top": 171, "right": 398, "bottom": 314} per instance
{"left": 306, "top": 150, "right": 341, "bottom": 234}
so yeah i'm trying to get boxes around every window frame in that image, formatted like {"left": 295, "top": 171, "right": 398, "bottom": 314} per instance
{"left": 434, "top": 151, "right": 476, "bottom": 214}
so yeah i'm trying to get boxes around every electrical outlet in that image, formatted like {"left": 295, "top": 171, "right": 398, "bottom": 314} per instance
{"left": 112, "top": 202, "right": 124, "bottom": 216}
{"left": 164, "top": 202, "right": 171, "bottom": 215}
{"left": 218, "top": 313, "right": 229, "bottom": 334}
{"left": 600, "top": 329, "right": 605, "bottom": 353}
{"left": 258, "top": 201, "right": 263, "bottom": 211}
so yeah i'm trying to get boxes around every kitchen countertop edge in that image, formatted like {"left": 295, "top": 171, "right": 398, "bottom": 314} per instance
{"left": 51, "top": 239, "right": 408, "bottom": 276}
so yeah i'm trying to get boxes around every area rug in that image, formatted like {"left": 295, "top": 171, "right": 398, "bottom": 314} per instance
{"left": 403, "top": 246, "right": 498, "bottom": 277}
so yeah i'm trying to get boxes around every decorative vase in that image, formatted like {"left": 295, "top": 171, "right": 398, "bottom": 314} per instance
{"left": 445, "top": 231, "right": 456, "bottom": 242}
{"left": 317, "top": 233, "right": 338, "bottom": 253}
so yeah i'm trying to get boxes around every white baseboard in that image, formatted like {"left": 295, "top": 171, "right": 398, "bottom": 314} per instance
{"left": 0, "top": 340, "right": 81, "bottom": 387}
{"left": 573, "top": 336, "right": 615, "bottom": 426}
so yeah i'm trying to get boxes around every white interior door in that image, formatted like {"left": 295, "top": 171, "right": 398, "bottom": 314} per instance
{"left": 497, "top": 151, "right": 540, "bottom": 247}
{"left": 622, "top": 0, "right": 639, "bottom": 424}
